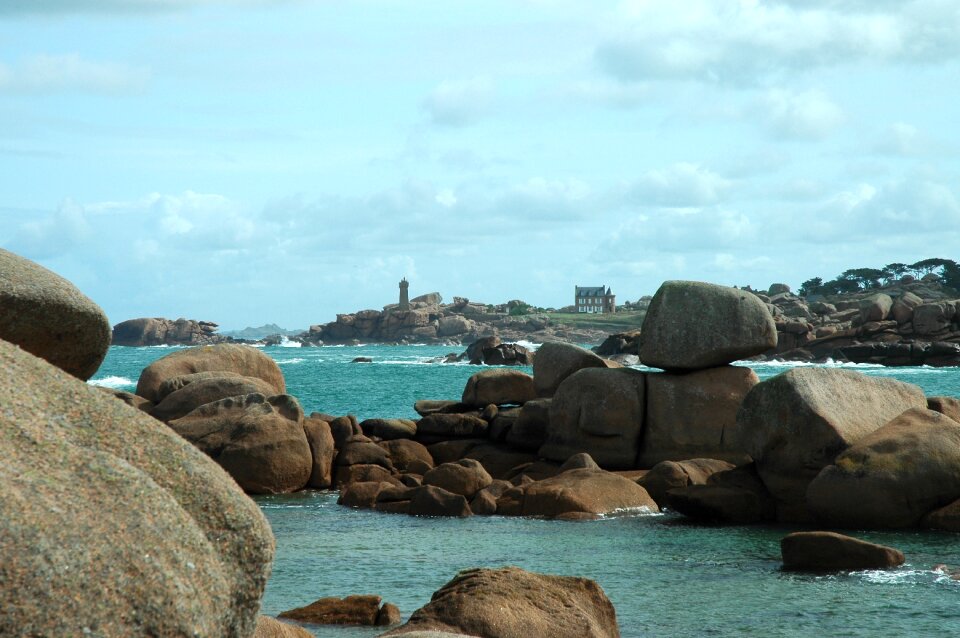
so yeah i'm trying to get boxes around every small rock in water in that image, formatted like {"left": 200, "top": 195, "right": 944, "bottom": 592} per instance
{"left": 780, "top": 531, "right": 905, "bottom": 571}
{"left": 352, "top": 356, "right": 373, "bottom": 363}
{"left": 279, "top": 594, "right": 397, "bottom": 626}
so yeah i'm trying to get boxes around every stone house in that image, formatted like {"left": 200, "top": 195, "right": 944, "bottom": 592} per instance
{"left": 575, "top": 285, "right": 616, "bottom": 314}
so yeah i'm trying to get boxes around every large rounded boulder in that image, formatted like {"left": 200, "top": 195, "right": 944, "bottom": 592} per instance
{"left": 532, "top": 341, "right": 609, "bottom": 397}
{"left": 0, "top": 339, "right": 274, "bottom": 636}
{"left": 539, "top": 368, "right": 646, "bottom": 469}
{"left": 639, "top": 281, "right": 777, "bottom": 370}
{"left": 380, "top": 566, "right": 619, "bottom": 638}
{"left": 638, "top": 366, "right": 757, "bottom": 467}
{"left": 733, "top": 367, "right": 927, "bottom": 516}
{"left": 169, "top": 392, "right": 312, "bottom": 494}
{"left": 807, "top": 408, "right": 960, "bottom": 528}
{"left": 0, "top": 248, "right": 111, "bottom": 380}
{"left": 136, "top": 343, "right": 286, "bottom": 402}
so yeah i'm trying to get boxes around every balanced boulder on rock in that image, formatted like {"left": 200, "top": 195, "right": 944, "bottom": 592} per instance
{"left": 639, "top": 280, "right": 777, "bottom": 370}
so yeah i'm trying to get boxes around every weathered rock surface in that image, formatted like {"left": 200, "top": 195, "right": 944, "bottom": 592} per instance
{"left": 461, "top": 368, "right": 536, "bottom": 407}
{"left": 533, "top": 341, "right": 609, "bottom": 397}
{"left": 379, "top": 439, "right": 435, "bottom": 474}
{"left": 807, "top": 408, "right": 960, "bottom": 528}
{"left": 380, "top": 566, "right": 620, "bottom": 638}
{"left": 254, "top": 616, "right": 314, "bottom": 638}
{"left": 137, "top": 343, "right": 286, "bottom": 402}
{"left": 422, "top": 459, "right": 493, "bottom": 499}
{"left": 361, "top": 418, "right": 418, "bottom": 440}
{"left": 502, "top": 468, "right": 657, "bottom": 519}
{"left": 150, "top": 374, "right": 279, "bottom": 422}
{"left": 279, "top": 595, "right": 392, "bottom": 626}
{"left": 734, "top": 367, "right": 927, "bottom": 513}
{"left": 303, "top": 415, "right": 335, "bottom": 489}
{"left": 0, "top": 339, "right": 273, "bottom": 637}
{"left": 638, "top": 366, "right": 757, "bottom": 467}
{"left": 540, "top": 368, "right": 646, "bottom": 469}
{"left": 638, "top": 458, "right": 736, "bottom": 506}
{"left": 408, "top": 485, "right": 472, "bottom": 517}
{"left": 928, "top": 396, "right": 960, "bottom": 422}
{"left": 170, "top": 393, "right": 312, "bottom": 494}
{"left": 781, "top": 532, "right": 905, "bottom": 571}
{"left": 639, "top": 281, "right": 777, "bottom": 370}
{"left": 416, "top": 413, "right": 489, "bottom": 442}
{"left": 666, "top": 463, "right": 775, "bottom": 524}
{"left": 507, "top": 398, "right": 551, "bottom": 451}
{"left": 0, "top": 248, "right": 111, "bottom": 380}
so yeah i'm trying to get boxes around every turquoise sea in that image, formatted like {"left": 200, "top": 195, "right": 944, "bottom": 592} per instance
{"left": 93, "top": 344, "right": 960, "bottom": 637}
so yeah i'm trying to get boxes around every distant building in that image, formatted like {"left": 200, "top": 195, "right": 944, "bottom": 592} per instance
{"left": 399, "top": 278, "right": 410, "bottom": 310}
{"left": 575, "top": 285, "right": 615, "bottom": 314}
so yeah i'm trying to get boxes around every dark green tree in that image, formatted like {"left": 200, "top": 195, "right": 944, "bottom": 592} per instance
{"left": 942, "top": 262, "right": 960, "bottom": 292}
{"left": 839, "top": 268, "right": 886, "bottom": 289}
{"left": 798, "top": 277, "right": 823, "bottom": 297}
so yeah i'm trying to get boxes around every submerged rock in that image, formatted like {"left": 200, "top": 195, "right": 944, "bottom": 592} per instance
{"left": 781, "top": 532, "right": 905, "bottom": 571}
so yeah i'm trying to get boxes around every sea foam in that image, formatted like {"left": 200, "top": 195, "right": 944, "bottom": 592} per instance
{"left": 88, "top": 376, "right": 135, "bottom": 390}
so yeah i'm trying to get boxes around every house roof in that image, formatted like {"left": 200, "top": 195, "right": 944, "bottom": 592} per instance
{"left": 575, "top": 285, "right": 610, "bottom": 297}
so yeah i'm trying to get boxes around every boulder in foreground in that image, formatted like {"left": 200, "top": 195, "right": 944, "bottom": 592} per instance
{"left": 639, "top": 280, "right": 777, "bottom": 370}
{"left": 0, "top": 247, "right": 111, "bottom": 380}
{"left": 781, "top": 531, "right": 905, "bottom": 571}
{"left": 380, "top": 566, "right": 620, "bottom": 638}
{"left": 0, "top": 339, "right": 274, "bottom": 637}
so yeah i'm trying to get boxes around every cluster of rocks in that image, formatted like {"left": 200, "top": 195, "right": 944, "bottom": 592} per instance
{"left": 112, "top": 316, "right": 228, "bottom": 346}
{"left": 754, "top": 280, "right": 960, "bottom": 366}
{"left": 301, "top": 294, "right": 605, "bottom": 346}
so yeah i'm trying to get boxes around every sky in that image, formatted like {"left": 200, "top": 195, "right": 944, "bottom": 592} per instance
{"left": 1, "top": 0, "right": 959, "bottom": 330}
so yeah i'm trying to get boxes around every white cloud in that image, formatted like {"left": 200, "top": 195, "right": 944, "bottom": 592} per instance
{"left": 595, "top": 0, "right": 960, "bottom": 85}
{"left": 873, "top": 122, "right": 932, "bottom": 156}
{"left": 565, "top": 79, "right": 651, "bottom": 108}
{"left": 422, "top": 78, "right": 494, "bottom": 127}
{"left": 628, "top": 163, "right": 731, "bottom": 207}
{"left": 761, "top": 89, "right": 844, "bottom": 139}
{"left": 0, "top": 54, "right": 148, "bottom": 94}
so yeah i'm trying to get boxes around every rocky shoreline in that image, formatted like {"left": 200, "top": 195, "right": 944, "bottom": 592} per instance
{"left": 4, "top": 244, "right": 960, "bottom": 638}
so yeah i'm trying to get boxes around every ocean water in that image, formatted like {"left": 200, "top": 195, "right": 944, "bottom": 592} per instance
{"left": 92, "top": 345, "right": 960, "bottom": 637}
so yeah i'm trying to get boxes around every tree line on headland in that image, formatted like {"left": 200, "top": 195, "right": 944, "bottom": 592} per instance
{"left": 799, "top": 257, "right": 960, "bottom": 297}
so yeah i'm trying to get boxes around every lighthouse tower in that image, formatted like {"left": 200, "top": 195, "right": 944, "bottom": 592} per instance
{"left": 399, "top": 278, "right": 410, "bottom": 310}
